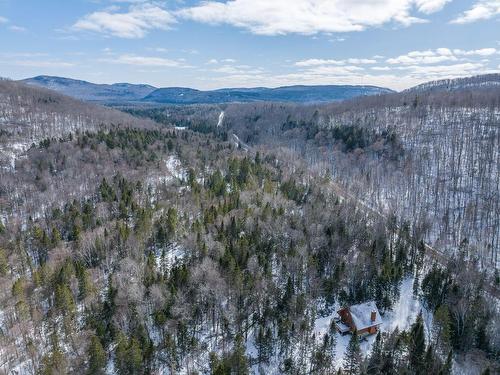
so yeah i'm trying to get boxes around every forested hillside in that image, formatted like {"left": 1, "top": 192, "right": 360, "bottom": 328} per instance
{"left": 23, "top": 76, "right": 157, "bottom": 103}
{"left": 133, "top": 82, "right": 500, "bottom": 270}
{"left": 406, "top": 73, "right": 500, "bottom": 93}
{"left": 0, "top": 80, "right": 498, "bottom": 375}
{"left": 0, "top": 79, "right": 156, "bottom": 169}
{"left": 21, "top": 76, "right": 393, "bottom": 105}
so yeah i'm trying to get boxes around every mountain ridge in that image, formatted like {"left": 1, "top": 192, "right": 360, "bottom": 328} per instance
{"left": 405, "top": 73, "right": 500, "bottom": 93}
{"left": 22, "top": 75, "right": 394, "bottom": 104}
{"left": 21, "top": 73, "right": 500, "bottom": 104}
{"left": 22, "top": 75, "right": 157, "bottom": 102}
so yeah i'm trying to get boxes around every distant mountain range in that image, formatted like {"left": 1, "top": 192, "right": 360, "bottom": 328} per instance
{"left": 22, "top": 76, "right": 157, "bottom": 102}
{"left": 405, "top": 73, "right": 500, "bottom": 93}
{"left": 142, "top": 85, "right": 394, "bottom": 104}
{"left": 22, "top": 76, "right": 393, "bottom": 104}
{"left": 21, "top": 74, "right": 500, "bottom": 105}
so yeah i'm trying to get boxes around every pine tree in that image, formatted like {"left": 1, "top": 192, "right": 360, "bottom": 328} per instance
{"left": 127, "top": 338, "right": 143, "bottom": 375}
{"left": 438, "top": 351, "right": 452, "bottom": 375}
{"left": 409, "top": 312, "right": 426, "bottom": 374}
{"left": 76, "top": 262, "right": 93, "bottom": 300}
{"left": 230, "top": 334, "right": 249, "bottom": 375}
{"left": 115, "top": 333, "right": 128, "bottom": 375}
{"left": 433, "top": 305, "right": 451, "bottom": 353}
{"left": 54, "top": 283, "right": 76, "bottom": 316}
{"left": 256, "top": 325, "right": 273, "bottom": 364}
{"left": 343, "top": 332, "right": 362, "bottom": 375}
{"left": 40, "top": 332, "right": 68, "bottom": 375}
{"left": 423, "top": 344, "right": 438, "bottom": 374}
{"left": 311, "top": 333, "right": 335, "bottom": 374}
{"left": 367, "top": 332, "right": 383, "bottom": 374}
{"left": 115, "top": 334, "right": 143, "bottom": 375}
{"left": 0, "top": 247, "right": 8, "bottom": 276}
{"left": 87, "top": 335, "right": 106, "bottom": 374}
{"left": 209, "top": 352, "right": 228, "bottom": 375}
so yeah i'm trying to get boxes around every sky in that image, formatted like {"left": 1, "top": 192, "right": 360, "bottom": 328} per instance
{"left": 0, "top": 0, "right": 499, "bottom": 90}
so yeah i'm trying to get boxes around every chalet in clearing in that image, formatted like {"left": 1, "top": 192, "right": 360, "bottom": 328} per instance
{"left": 336, "top": 301, "right": 382, "bottom": 336}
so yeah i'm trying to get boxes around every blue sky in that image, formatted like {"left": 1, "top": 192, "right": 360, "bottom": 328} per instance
{"left": 0, "top": 0, "right": 499, "bottom": 90}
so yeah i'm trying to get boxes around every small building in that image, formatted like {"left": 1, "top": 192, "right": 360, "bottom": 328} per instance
{"left": 336, "top": 301, "right": 382, "bottom": 336}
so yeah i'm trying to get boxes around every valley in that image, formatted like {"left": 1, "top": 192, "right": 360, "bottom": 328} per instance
{"left": 0, "top": 75, "right": 498, "bottom": 374}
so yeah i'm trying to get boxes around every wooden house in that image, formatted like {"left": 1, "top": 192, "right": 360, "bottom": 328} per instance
{"left": 336, "top": 301, "right": 382, "bottom": 336}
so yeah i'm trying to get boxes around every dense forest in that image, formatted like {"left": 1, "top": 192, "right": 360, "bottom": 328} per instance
{"left": 0, "top": 79, "right": 498, "bottom": 374}
{"left": 125, "top": 84, "right": 500, "bottom": 270}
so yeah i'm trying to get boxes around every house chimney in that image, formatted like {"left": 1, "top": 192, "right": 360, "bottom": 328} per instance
{"left": 371, "top": 311, "right": 376, "bottom": 322}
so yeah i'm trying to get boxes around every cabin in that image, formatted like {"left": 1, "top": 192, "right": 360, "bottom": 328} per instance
{"left": 335, "top": 301, "right": 382, "bottom": 336}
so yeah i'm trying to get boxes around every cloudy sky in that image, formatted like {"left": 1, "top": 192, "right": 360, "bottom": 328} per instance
{"left": 0, "top": 0, "right": 499, "bottom": 90}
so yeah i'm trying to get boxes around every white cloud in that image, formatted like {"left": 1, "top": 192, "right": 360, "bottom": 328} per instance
{"left": 285, "top": 46, "right": 499, "bottom": 90}
{"left": 329, "top": 36, "right": 346, "bottom": 43}
{"left": 387, "top": 47, "right": 498, "bottom": 64}
{"left": 0, "top": 16, "right": 8, "bottom": 24}
{"left": 104, "top": 54, "right": 186, "bottom": 67}
{"left": 178, "top": 0, "right": 448, "bottom": 36}
{"left": 9, "top": 25, "right": 26, "bottom": 32}
{"left": 453, "top": 48, "right": 497, "bottom": 56}
{"left": 211, "top": 64, "right": 265, "bottom": 75}
{"left": 450, "top": 1, "right": 500, "bottom": 24}
{"left": 296, "top": 58, "right": 377, "bottom": 67}
{"left": 415, "top": 0, "right": 451, "bottom": 14}
{"left": 73, "top": 3, "right": 176, "bottom": 38}
{"left": 388, "top": 50, "right": 457, "bottom": 64}
{"left": 7, "top": 60, "right": 75, "bottom": 68}
{"left": 296, "top": 59, "right": 345, "bottom": 67}
{"left": 0, "top": 52, "right": 75, "bottom": 68}
{"left": 207, "top": 58, "right": 237, "bottom": 65}
{"left": 403, "top": 62, "right": 486, "bottom": 77}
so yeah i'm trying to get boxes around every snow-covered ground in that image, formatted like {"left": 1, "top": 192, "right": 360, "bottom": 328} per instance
{"left": 153, "top": 242, "right": 186, "bottom": 273}
{"left": 312, "top": 277, "right": 424, "bottom": 371}
{"left": 164, "top": 155, "right": 187, "bottom": 181}
{"left": 144, "top": 154, "right": 188, "bottom": 200}
{"left": 0, "top": 141, "right": 30, "bottom": 170}
{"left": 242, "top": 277, "right": 425, "bottom": 374}
{"left": 217, "top": 111, "right": 225, "bottom": 128}
{"left": 384, "top": 277, "right": 425, "bottom": 333}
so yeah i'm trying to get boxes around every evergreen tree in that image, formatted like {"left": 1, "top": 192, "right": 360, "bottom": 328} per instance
{"left": 115, "top": 334, "right": 143, "bottom": 375}
{"left": 126, "top": 338, "right": 143, "bottom": 375}
{"left": 39, "top": 332, "right": 68, "bottom": 375}
{"left": 433, "top": 305, "right": 451, "bottom": 353}
{"left": 0, "top": 247, "right": 7, "bottom": 276}
{"left": 367, "top": 332, "right": 383, "bottom": 374}
{"left": 256, "top": 325, "right": 273, "bottom": 364}
{"left": 209, "top": 352, "right": 229, "bottom": 375}
{"left": 423, "top": 344, "right": 438, "bottom": 374}
{"left": 311, "top": 333, "right": 335, "bottom": 374}
{"left": 87, "top": 335, "right": 106, "bottom": 374}
{"left": 76, "top": 262, "right": 93, "bottom": 300}
{"left": 343, "top": 332, "right": 362, "bottom": 375}
{"left": 54, "top": 284, "right": 76, "bottom": 316}
{"left": 409, "top": 312, "right": 426, "bottom": 374}
{"left": 229, "top": 334, "right": 249, "bottom": 375}
{"left": 438, "top": 351, "right": 452, "bottom": 375}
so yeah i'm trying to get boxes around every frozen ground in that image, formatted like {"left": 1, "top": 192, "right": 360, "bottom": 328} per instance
{"left": 312, "top": 277, "right": 423, "bottom": 371}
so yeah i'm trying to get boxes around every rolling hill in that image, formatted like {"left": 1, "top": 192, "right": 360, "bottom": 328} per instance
{"left": 22, "top": 76, "right": 393, "bottom": 104}
{"left": 22, "top": 75, "right": 157, "bottom": 103}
